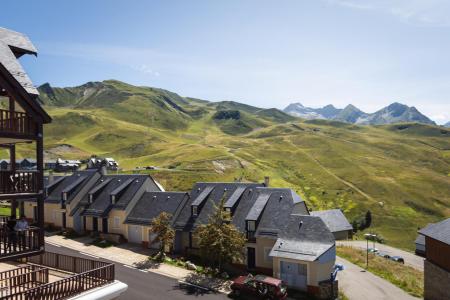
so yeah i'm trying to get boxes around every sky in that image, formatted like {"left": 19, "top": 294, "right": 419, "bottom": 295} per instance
{"left": 3, "top": 0, "right": 450, "bottom": 124}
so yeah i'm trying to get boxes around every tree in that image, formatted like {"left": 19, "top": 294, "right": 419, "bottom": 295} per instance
{"left": 194, "top": 198, "right": 246, "bottom": 271}
{"left": 352, "top": 220, "right": 359, "bottom": 233}
{"left": 149, "top": 212, "right": 175, "bottom": 256}
{"left": 365, "top": 210, "right": 372, "bottom": 228}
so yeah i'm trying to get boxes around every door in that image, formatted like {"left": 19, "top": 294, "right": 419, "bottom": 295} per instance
{"left": 128, "top": 225, "right": 142, "bottom": 244}
{"left": 62, "top": 212, "right": 66, "bottom": 229}
{"left": 148, "top": 232, "right": 161, "bottom": 250}
{"left": 247, "top": 247, "right": 256, "bottom": 269}
{"left": 83, "top": 216, "right": 87, "bottom": 231}
{"left": 92, "top": 217, "right": 98, "bottom": 232}
{"left": 102, "top": 218, "right": 108, "bottom": 233}
{"left": 280, "top": 261, "right": 307, "bottom": 290}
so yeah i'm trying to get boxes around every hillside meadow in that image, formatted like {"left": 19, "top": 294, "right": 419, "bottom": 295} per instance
{"left": 4, "top": 80, "right": 449, "bottom": 250}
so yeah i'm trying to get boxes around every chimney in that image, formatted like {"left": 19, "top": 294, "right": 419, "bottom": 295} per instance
{"left": 264, "top": 176, "right": 270, "bottom": 187}
{"left": 48, "top": 171, "right": 54, "bottom": 183}
{"left": 100, "top": 165, "right": 107, "bottom": 176}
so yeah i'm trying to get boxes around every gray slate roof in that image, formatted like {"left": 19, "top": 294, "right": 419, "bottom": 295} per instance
{"left": 254, "top": 188, "right": 309, "bottom": 238}
{"left": 415, "top": 234, "right": 425, "bottom": 246}
{"left": 45, "top": 170, "right": 98, "bottom": 204}
{"left": 310, "top": 209, "right": 352, "bottom": 233}
{"left": 0, "top": 27, "right": 38, "bottom": 95}
{"left": 174, "top": 182, "right": 264, "bottom": 230}
{"left": 80, "top": 174, "right": 160, "bottom": 217}
{"left": 125, "top": 192, "right": 189, "bottom": 225}
{"left": 419, "top": 218, "right": 450, "bottom": 246}
{"left": 270, "top": 214, "right": 335, "bottom": 261}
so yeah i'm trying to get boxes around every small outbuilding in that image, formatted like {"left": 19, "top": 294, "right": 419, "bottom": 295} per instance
{"left": 310, "top": 209, "right": 353, "bottom": 240}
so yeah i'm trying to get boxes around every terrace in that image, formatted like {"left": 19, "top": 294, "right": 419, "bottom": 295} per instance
{"left": 0, "top": 251, "right": 115, "bottom": 300}
{"left": 0, "top": 108, "right": 36, "bottom": 140}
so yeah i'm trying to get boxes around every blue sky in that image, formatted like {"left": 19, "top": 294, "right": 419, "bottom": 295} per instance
{"left": 4, "top": 0, "right": 450, "bottom": 123}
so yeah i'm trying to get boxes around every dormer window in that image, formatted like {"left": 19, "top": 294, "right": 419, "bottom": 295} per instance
{"left": 225, "top": 207, "right": 231, "bottom": 212}
{"left": 62, "top": 193, "right": 67, "bottom": 201}
{"left": 89, "top": 194, "right": 93, "bottom": 204}
{"left": 192, "top": 205, "right": 198, "bottom": 217}
{"left": 111, "top": 195, "right": 116, "bottom": 204}
{"left": 247, "top": 221, "right": 256, "bottom": 231}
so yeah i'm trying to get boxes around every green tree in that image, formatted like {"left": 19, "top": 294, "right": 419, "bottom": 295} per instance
{"left": 194, "top": 198, "right": 246, "bottom": 271}
{"left": 149, "top": 212, "right": 175, "bottom": 255}
{"left": 365, "top": 210, "right": 372, "bottom": 228}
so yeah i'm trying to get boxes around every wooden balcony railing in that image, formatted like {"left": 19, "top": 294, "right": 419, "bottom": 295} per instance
{"left": 10, "top": 252, "right": 116, "bottom": 300}
{"left": 0, "top": 227, "right": 42, "bottom": 258}
{"left": 0, "top": 266, "right": 49, "bottom": 298}
{"left": 0, "top": 109, "right": 35, "bottom": 137}
{"left": 0, "top": 171, "right": 39, "bottom": 195}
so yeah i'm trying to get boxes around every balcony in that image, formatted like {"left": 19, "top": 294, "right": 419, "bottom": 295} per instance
{"left": 0, "top": 226, "right": 42, "bottom": 260}
{"left": 0, "top": 109, "right": 35, "bottom": 138}
{"left": 0, "top": 251, "right": 115, "bottom": 299}
{"left": 0, "top": 171, "right": 39, "bottom": 195}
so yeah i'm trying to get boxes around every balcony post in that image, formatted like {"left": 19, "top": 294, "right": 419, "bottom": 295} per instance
{"left": 36, "top": 123, "right": 44, "bottom": 246}
{"left": 9, "top": 144, "right": 17, "bottom": 219}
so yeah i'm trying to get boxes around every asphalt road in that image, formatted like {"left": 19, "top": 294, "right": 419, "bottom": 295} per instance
{"left": 45, "top": 243, "right": 229, "bottom": 300}
{"left": 336, "top": 256, "right": 419, "bottom": 300}
{"left": 336, "top": 240, "right": 424, "bottom": 271}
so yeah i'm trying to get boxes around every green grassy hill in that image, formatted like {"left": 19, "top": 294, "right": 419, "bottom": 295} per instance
{"left": 12, "top": 80, "right": 450, "bottom": 250}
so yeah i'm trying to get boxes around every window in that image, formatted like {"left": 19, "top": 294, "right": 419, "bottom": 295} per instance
{"left": 264, "top": 247, "right": 273, "bottom": 262}
{"left": 111, "top": 195, "right": 116, "bottom": 204}
{"left": 113, "top": 216, "right": 120, "bottom": 229}
{"left": 298, "top": 263, "right": 307, "bottom": 276}
{"left": 89, "top": 194, "right": 93, "bottom": 203}
{"left": 247, "top": 221, "right": 256, "bottom": 231}
{"left": 192, "top": 206, "right": 198, "bottom": 216}
{"left": 62, "top": 193, "right": 67, "bottom": 201}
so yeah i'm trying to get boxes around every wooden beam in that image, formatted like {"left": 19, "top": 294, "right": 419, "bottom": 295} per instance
{"left": 36, "top": 123, "right": 44, "bottom": 246}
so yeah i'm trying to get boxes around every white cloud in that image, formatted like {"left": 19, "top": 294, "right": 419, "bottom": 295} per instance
{"left": 328, "top": 0, "right": 450, "bottom": 26}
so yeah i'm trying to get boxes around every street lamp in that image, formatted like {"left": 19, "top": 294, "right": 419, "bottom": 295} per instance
{"left": 364, "top": 233, "right": 377, "bottom": 269}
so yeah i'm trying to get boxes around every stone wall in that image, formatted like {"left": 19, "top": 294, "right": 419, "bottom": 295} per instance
{"left": 424, "top": 259, "right": 450, "bottom": 300}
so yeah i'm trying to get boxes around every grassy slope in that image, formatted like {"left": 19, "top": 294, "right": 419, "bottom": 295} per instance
{"left": 11, "top": 81, "right": 449, "bottom": 250}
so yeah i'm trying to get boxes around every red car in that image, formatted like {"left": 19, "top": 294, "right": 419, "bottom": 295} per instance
{"left": 230, "top": 274, "right": 287, "bottom": 300}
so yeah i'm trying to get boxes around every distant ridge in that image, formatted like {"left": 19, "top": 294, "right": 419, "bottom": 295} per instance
{"left": 284, "top": 102, "right": 435, "bottom": 125}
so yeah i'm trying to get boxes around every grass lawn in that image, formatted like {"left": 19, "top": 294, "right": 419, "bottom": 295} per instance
{"left": 337, "top": 246, "right": 423, "bottom": 297}
{"left": 0, "top": 206, "right": 11, "bottom": 216}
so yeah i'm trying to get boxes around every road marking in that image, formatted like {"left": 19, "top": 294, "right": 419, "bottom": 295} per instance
{"left": 123, "top": 264, "right": 136, "bottom": 269}
{"left": 46, "top": 242, "right": 61, "bottom": 248}
{"left": 79, "top": 252, "right": 99, "bottom": 259}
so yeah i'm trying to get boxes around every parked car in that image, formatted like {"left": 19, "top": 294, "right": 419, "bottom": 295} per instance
{"left": 376, "top": 252, "right": 390, "bottom": 259}
{"left": 231, "top": 274, "right": 287, "bottom": 300}
{"left": 390, "top": 256, "right": 405, "bottom": 264}
{"left": 368, "top": 248, "right": 379, "bottom": 253}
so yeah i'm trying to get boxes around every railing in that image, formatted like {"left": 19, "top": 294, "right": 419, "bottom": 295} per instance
{"left": 0, "top": 171, "right": 39, "bottom": 194}
{"left": 0, "top": 227, "right": 42, "bottom": 258}
{"left": 25, "top": 252, "right": 110, "bottom": 274}
{"left": 0, "top": 109, "right": 35, "bottom": 136}
{"left": 11, "top": 252, "right": 116, "bottom": 300}
{"left": 0, "top": 265, "right": 49, "bottom": 298}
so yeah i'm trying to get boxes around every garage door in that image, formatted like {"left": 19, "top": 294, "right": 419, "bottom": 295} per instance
{"left": 128, "top": 225, "right": 142, "bottom": 244}
{"left": 148, "top": 232, "right": 161, "bottom": 250}
{"left": 280, "top": 261, "right": 307, "bottom": 290}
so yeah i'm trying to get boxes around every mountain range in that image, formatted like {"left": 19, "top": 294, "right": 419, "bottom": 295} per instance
{"left": 284, "top": 102, "right": 436, "bottom": 125}
{"left": 10, "top": 79, "right": 447, "bottom": 250}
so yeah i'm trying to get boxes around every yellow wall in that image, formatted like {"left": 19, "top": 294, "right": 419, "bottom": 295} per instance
{"left": 107, "top": 210, "right": 127, "bottom": 236}
{"left": 254, "top": 237, "right": 276, "bottom": 269}
{"left": 24, "top": 201, "right": 64, "bottom": 227}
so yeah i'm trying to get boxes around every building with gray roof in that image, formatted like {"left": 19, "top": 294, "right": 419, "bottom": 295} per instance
{"left": 310, "top": 209, "right": 353, "bottom": 240}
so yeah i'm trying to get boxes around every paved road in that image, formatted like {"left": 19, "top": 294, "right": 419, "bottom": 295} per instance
{"left": 337, "top": 240, "right": 424, "bottom": 271}
{"left": 45, "top": 243, "right": 229, "bottom": 300}
{"left": 336, "top": 257, "right": 419, "bottom": 300}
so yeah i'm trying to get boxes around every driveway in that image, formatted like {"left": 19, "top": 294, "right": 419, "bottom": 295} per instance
{"left": 337, "top": 240, "right": 424, "bottom": 271}
{"left": 45, "top": 243, "right": 229, "bottom": 300}
{"left": 336, "top": 256, "right": 420, "bottom": 300}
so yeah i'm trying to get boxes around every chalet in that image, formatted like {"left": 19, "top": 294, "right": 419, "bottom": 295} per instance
{"left": 76, "top": 174, "right": 161, "bottom": 242}
{"left": 54, "top": 158, "right": 81, "bottom": 172}
{"left": 0, "top": 158, "right": 37, "bottom": 170}
{"left": 87, "top": 156, "right": 119, "bottom": 171}
{"left": 419, "top": 218, "right": 450, "bottom": 300}
{"left": 0, "top": 27, "right": 125, "bottom": 298}
{"left": 173, "top": 183, "right": 336, "bottom": 298}
{"left": 310, "top": 209, "right": 353, "bottom": 240}
{"left": 125, "top": 191, "right": 189, "bottom": 248}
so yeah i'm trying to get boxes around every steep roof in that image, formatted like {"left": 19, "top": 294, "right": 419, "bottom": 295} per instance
{"left": 45, "top": 170, "right": 98, "bottom": 204}
{"left": 310, "top": 209, "right": 352, "bottom": 233}
{"left": 125, "top": 192, "right": 189, "bottom": 225}
{"left": 173, "top": 182, "right": 263, "bottom": 230}
{"left": 270, "top": 214, "right": 335, "bottom": 261}
{"left": 80, "top": 174, "right": 160, "bottom": 217}
{"left": 253, "top": 188, "right": 309, "bottom": 238}
{"left": 0, "top": 27, "right": 51, "bottom": 123}
{"left": 419, "top": 218, "right": 450, "bottom": 246}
